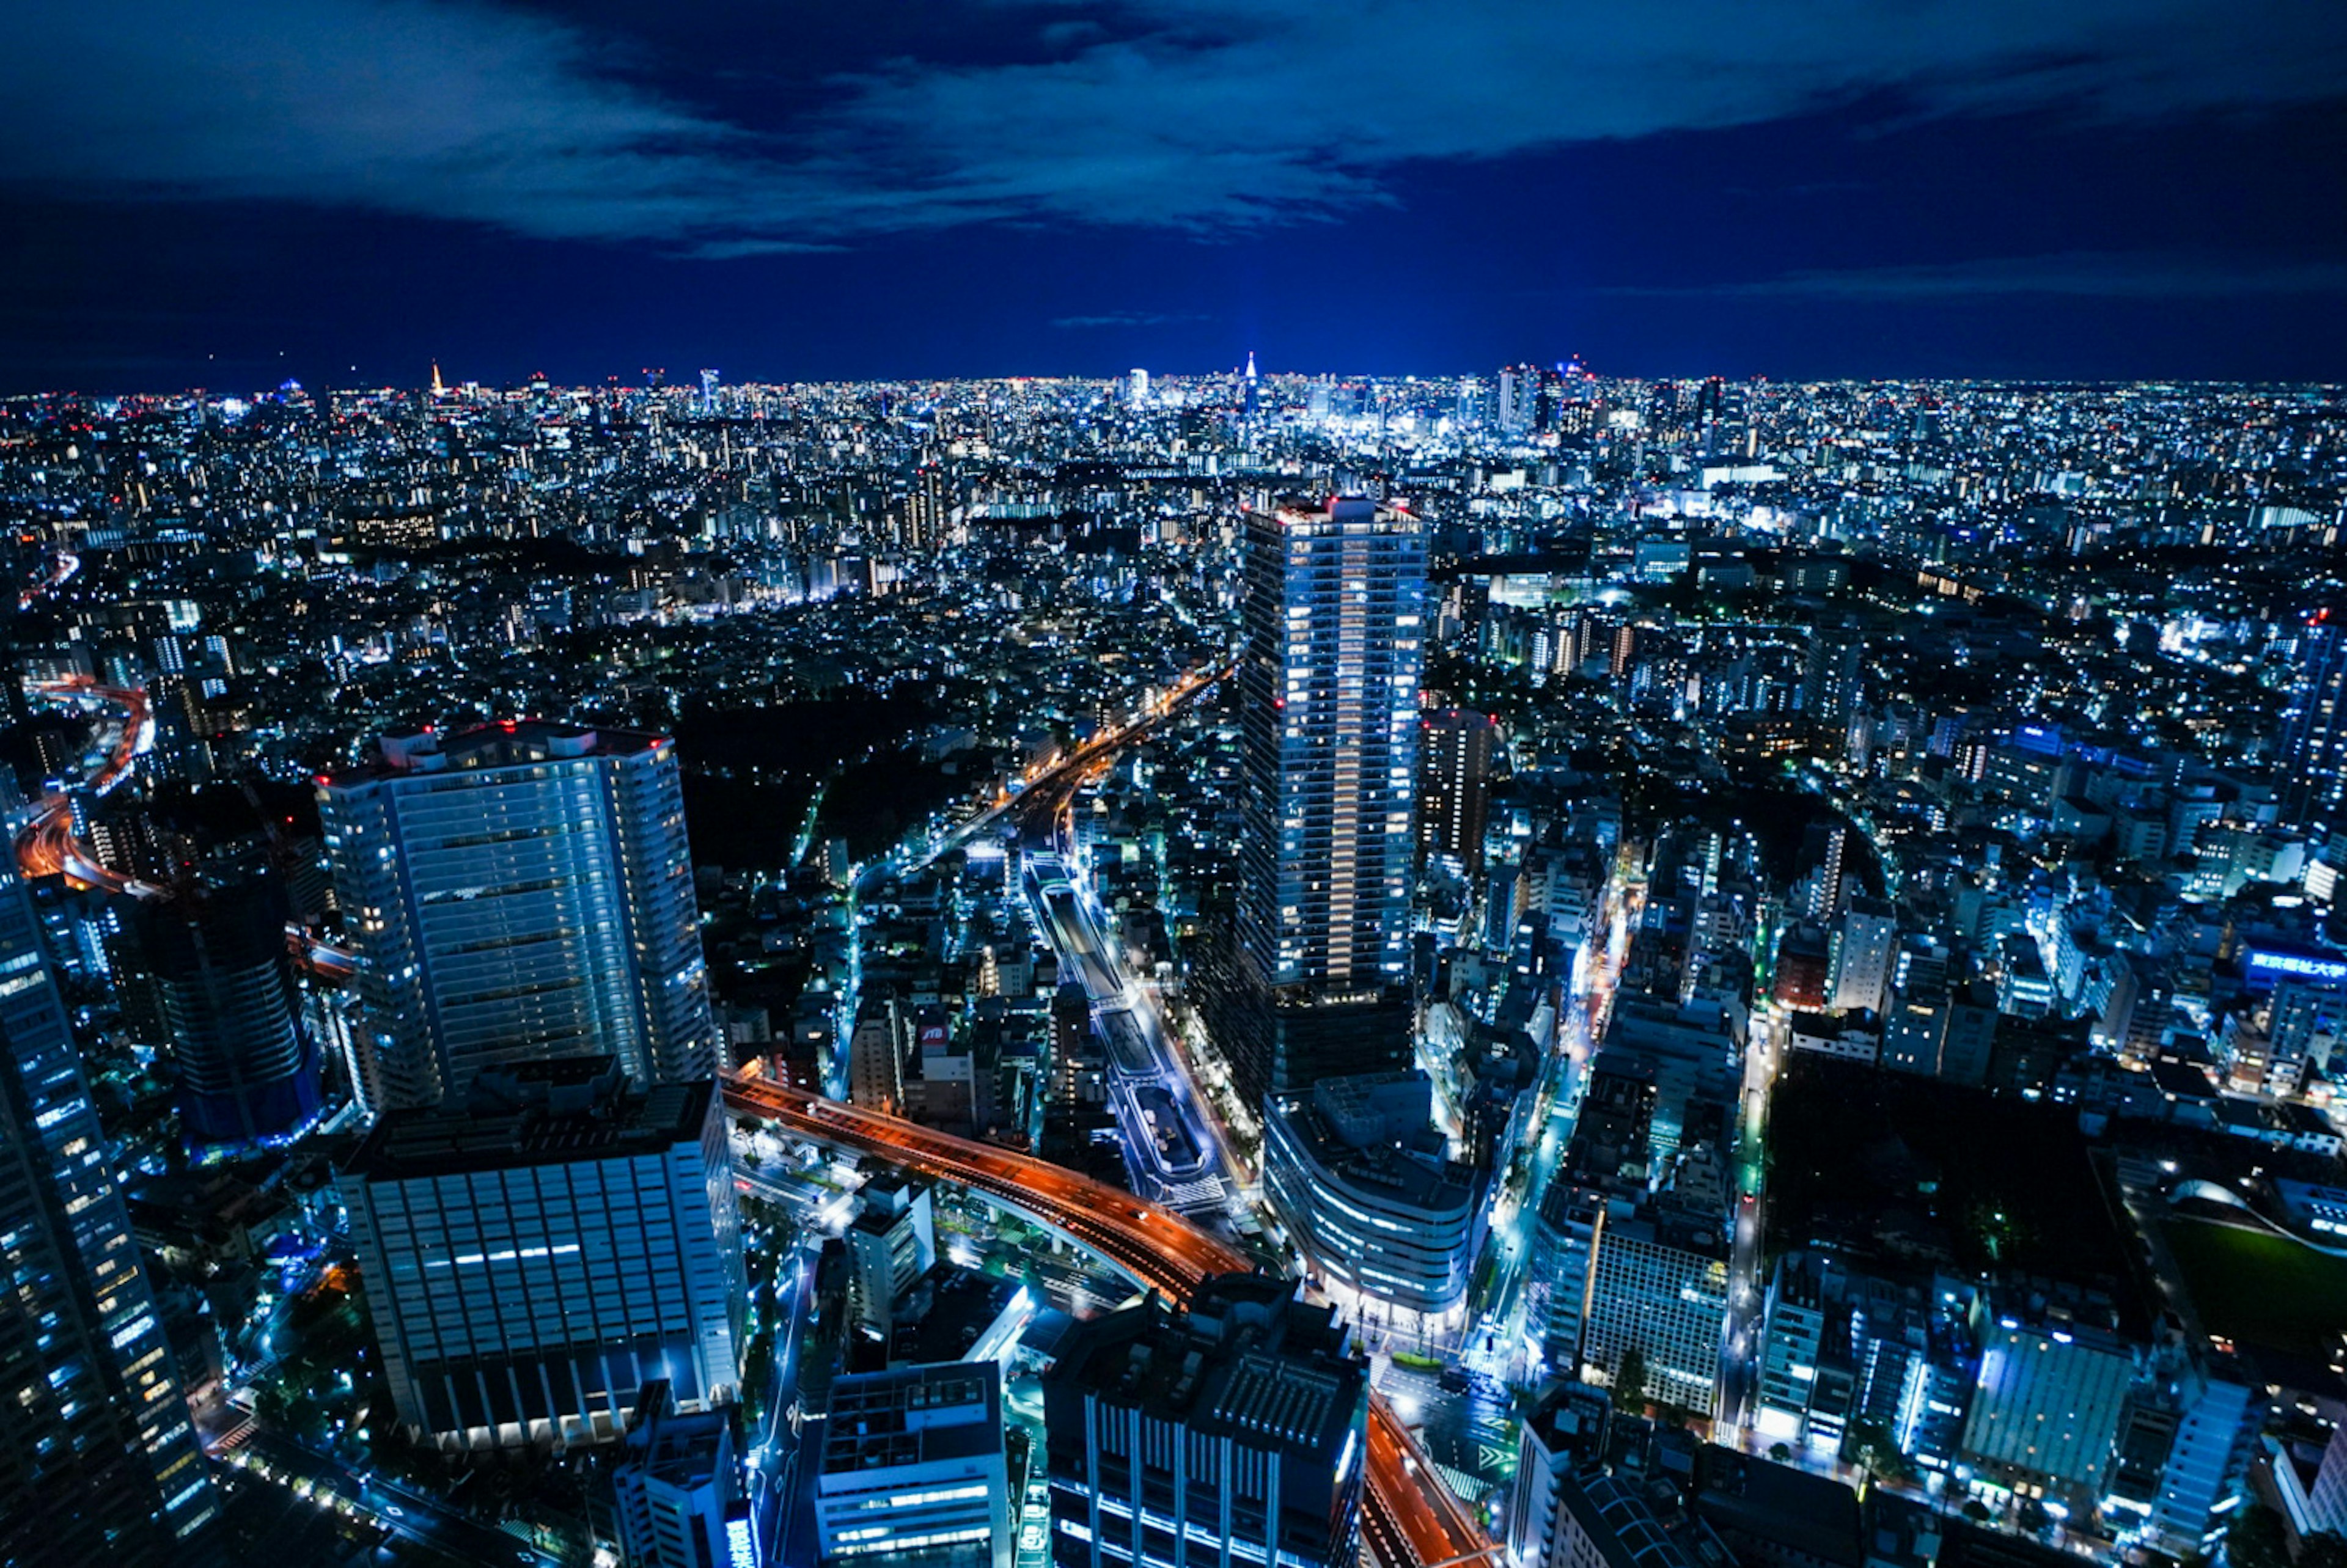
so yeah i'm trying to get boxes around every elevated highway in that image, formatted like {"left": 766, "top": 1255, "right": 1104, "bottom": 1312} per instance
{"left": 721, "top": 1070, "right": 1495, "bottom": 1568}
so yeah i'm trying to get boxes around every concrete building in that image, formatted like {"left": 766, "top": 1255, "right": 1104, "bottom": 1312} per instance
{"left": 343, "top": 1057, "right": 745, "bottom": 1451}
{"left": 816, "top": 1360, "right": 1010, "bottom": 1568}
{"left": 1419, "top": 708, "right": 1497, "bottom": 875}
{"left": 847, "top": 1174, "right": 937, "bottom": 1337}
{"left": 1827, "top": 897, "right": 1898, "bottom": 1016}
{"left": 319, "top": 720, "right": 718, "bottom": 1113}
{"left": 1958, "top": 1296, "right": 2139, "bottom": 1511}
{"left": 1262, "top": 1070, "right": 1480, "bottom": 1321}
{"left": 131, "top": 868, "right": 321, "bottom": 1151}
{"left": 1043, "top": 1273, "right": 1368, "bottom": 1568}
{"left": 612, "top": 1380, "right": 746, "bottom": 1568}
{"left": 1583, "top": 1207, "right": 1730, "bottom": 1418}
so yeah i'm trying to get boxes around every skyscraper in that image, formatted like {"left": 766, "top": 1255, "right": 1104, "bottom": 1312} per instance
{"left": 319, "top": 720, "right": 718, "bottom": 1112}
{"left": 342, "top": 1057, "right": 744, "bottom": 1452}
{"left": 0, "top": 865, "right": 216, "bottom": 1563}
{"left": 1417, "top": 708, "right": 1496, "bottom": 874}
{"left": 130, "top": 870, "right": 321, "bottom": 1152}
{"left": 1222, "top": 496, "right": 1427, "bottom": 1109}
{"left": 2280, "top": 607, "right": 2346, "bottom": 826}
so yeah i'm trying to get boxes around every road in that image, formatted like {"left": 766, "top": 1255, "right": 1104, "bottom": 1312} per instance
{"left": 13, "top": 676, "right": 167, "bottom": 895}
{"left": 1025, "top": 854, "right": 1227, "bottom": 1209}
{"left": 721, "top": 1071, "right": 1496, "bottom": 1568}
{"left": 1717, "top": 995, "right": 1780, "bottom": 1432}
{"left": 1470, "top": 868, "right": 1642, "bottom": 1380}
{"left": 829, "top": 657, "right": 1232, "bottom": 1099}
{"left": 222, "top": 1428, "right": 559, "bottom": 1568}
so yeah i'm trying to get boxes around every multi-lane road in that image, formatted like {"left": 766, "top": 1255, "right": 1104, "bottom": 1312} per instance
{"left": 13, "top": 676, "right": 165, "bottom": 895}
{"left": 720, "top": 1071, "right": 1496, "bottom": 1568}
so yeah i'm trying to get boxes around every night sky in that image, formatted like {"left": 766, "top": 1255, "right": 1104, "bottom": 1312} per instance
{"left": 7, "top": 0, "right": 2346, "bottom": 392}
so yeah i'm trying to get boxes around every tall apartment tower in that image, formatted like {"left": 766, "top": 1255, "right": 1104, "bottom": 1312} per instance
{"left": 319, "top": 720, "right": 718, "bottom": 1113}
{"left": 131, "top": 870, "right": 321, "bottom": 1151}
{"left": 0, "top": 866, "right": 216, "bottom": 1563}
{"left": 342, "top": 1057, "right": 744, "bottom": 1452}
{"left": 2281, "top": 607, "right": 2347, "bottom": 826}
{"left": 1417, "top": 708, "right": 1496, "bottom": 875}
{"left": 1224, "top": 496, "right": 1426, "bottom": 1110}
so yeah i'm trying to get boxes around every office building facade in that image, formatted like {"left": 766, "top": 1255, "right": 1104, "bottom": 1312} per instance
{"left": 343, "top": 1058, "right": 744, "bottom": 1451}
{"left": 131, "top": 870, "right": 321, "bottom": 1151}
{"left": 1044, "top": 1273, "right": 1368, "bottom": 1568}
{"left": 612, "top": 1380, "right": 748, "bottom": 1568}
{"left": 817, "top": 1360, "right": 1011, "bottom": 1568}
{"left": 1583, "top": 1212, "right": 1731, "bottom": 1418}
{"left": 320, "top": 720, "right": 717, "bottom": 1112}
{"left": 1417, "top": 708, "right": 1496, "bottom": 875}
{"left": 1225, "top": 497, "right": 1427, "bottom": 1108}
{"left": 0, "top": 866, "right": 216, "bottom": 1564}
{"left": 1262, "top": 1071, "right": 1479, "bottom": 1320}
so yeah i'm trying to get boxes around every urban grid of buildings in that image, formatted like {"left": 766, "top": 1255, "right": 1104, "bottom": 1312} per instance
{"left": 0, "top": 364, "right": 2342, "bottom": 1568}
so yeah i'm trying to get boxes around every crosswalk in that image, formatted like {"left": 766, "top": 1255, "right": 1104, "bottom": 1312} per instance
{"left": 1162, "top": 1175, "right": 1226, "bottom": 1214}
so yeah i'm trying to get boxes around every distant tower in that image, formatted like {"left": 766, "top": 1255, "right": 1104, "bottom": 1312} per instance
{"left": 1243, "top": 351, "right": 1260, "bottom": 419}
{"left": 2281, "top": 607, "right": 2347, "bottom": 827}
{"left": 699, "top": 368, "right": 721, "bottom": 414}
{"left": 430, "top": 362, "right": 446, "bottom": 397}
{"left": 1419, "top": 709, "right": 1497, "bottom": 876}
{"left": 318, "top": 720, "right": 719, "bottom": 1113}
{"left": 1128, "top": 367, "right": 1150, "bottom": 408}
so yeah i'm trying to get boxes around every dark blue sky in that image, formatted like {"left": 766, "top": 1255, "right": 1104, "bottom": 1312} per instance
{"left": 5, "top": 0, "right": 2345, "bottom": 392}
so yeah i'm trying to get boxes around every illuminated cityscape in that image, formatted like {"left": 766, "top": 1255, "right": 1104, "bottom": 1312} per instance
{"left": 4, "top": 4, "right": 2347, "bottom": 1567}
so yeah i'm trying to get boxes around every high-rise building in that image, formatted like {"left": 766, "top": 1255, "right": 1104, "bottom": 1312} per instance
{"left": 342, "top": 1057, "right": 745, "bottom": 1451}
{"left": 1582, "top": 1207, "right": 1730, "bottom": 1418}
{"left": 130, "top": 870, "right": 321, "bottom": 1152}
{"left": 816, "top": 1360, "right": 1010, "bottom": 1568}
{"left": 2282, "top": 608, "right": 2347, "bottom": 826}
{"left": 846, "top": 1174, "right": 936, "bottom": 1336}
{"left": 1506, "top": 1383, "right": 1615, "bottom": 1568}
{"left": 319, "top": 720, "right": 718, "bottom": 1112}
{"left": 0, "top": 866, "right": 216, "bottom": 1563}
{"left": 1826, "top": 896, "right": 1898, "bottom": 1016}
{"left": 1221, "top": 496, "right": 1426, "bottom": 1110}
{"left": 1417, "top": 708, "right": 1496, "bottom": 875}
{"left": 1043, "top": 1273, "right": 1367, "bottom": 1568}
{"left": 612, "top": 1379, "right": 749, "bottom": 1568}
{"left": 849, "top": 997, "right": 905, "bottom": 1116}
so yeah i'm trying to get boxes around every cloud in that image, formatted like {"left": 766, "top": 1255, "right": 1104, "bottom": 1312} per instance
{"left": 1605, "top": 252, "right": 2347, "bottom": 301}
{"left": 1049, "top": 310, "right": 1210, "bottom": 329}
{"left": 2, "top": 0, "right": 2344, "bottom": 247}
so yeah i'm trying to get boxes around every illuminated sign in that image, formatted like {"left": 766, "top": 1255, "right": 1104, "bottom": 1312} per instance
{"left": 2244, "top": 947, "right": 2347, "bottom": 987}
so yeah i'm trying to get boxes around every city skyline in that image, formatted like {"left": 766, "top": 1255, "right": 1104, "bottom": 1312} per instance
{"left": 3, "top": 2, "right": 2345, "bottom": 391}
{"left": 6, "top": 4, "right": 2347, "bottom": 1565}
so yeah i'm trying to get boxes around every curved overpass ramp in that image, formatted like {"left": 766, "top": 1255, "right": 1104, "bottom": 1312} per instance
{"left": 721, "top": 1071, "right": 1494, "bottom": 1568}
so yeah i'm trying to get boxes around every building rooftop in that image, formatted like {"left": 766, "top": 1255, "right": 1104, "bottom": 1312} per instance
{"left": 343, "top": 1057, "right": 713, "bottom": 1181}
{"left": 322, "top": 718, "right": 671, "bottom": 785}
{"left": 821, "top": 1360, "right": 1004, "bottom": 1476}
{"left": 1047, "top": 1273, "right": 1364, "bottom": 1462}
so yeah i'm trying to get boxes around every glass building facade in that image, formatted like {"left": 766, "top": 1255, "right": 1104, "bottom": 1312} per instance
{"left": 0, "top": 865, "right": 215, "bottom": 1563}
{"left": 320, "top": 720, "right": 718, "bottom": 1112}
